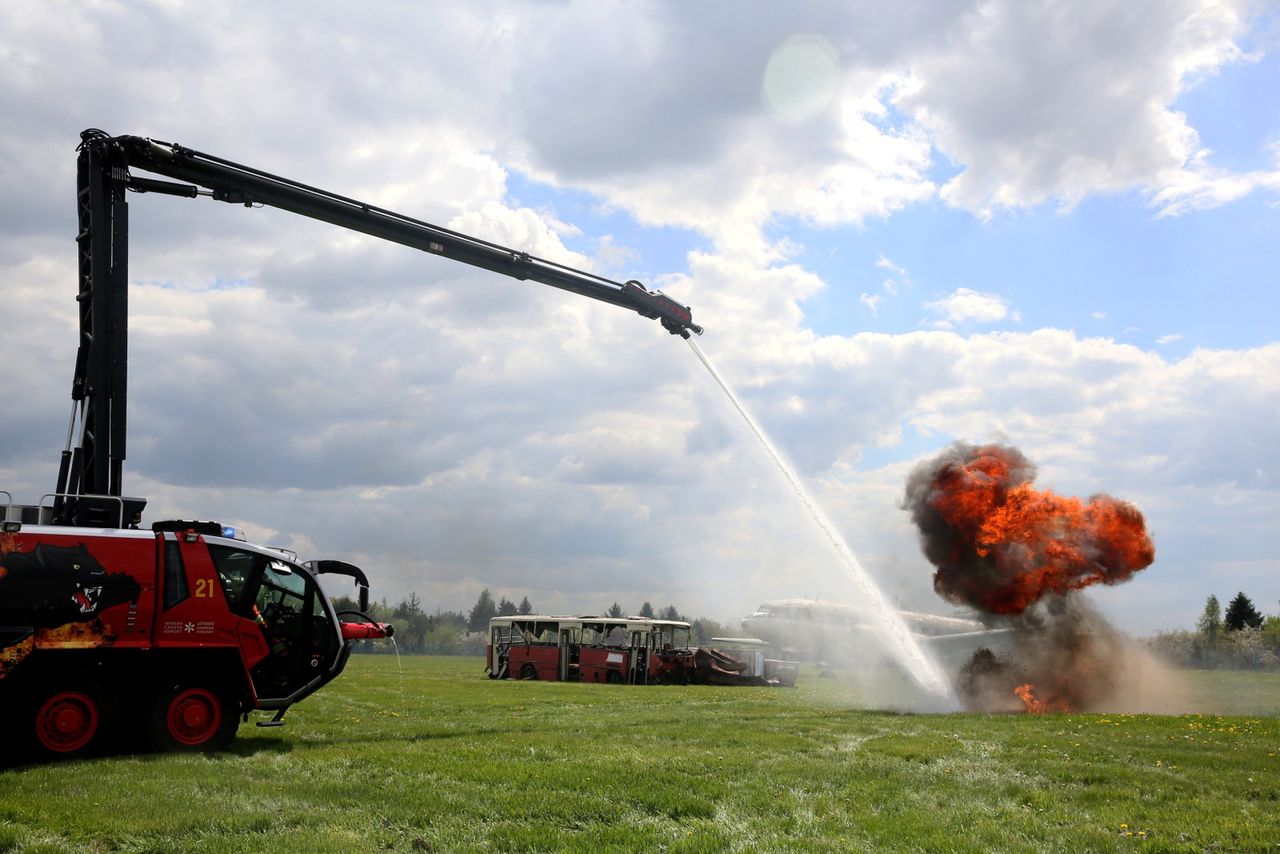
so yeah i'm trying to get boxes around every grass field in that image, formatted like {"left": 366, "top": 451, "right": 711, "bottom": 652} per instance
{"left": 2, "top": 656, "right": 1278, "bottom": 852}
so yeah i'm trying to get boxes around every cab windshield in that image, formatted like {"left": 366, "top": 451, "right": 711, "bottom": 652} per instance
{"left": 257, "top": 559, "right": 307, "bottom": 625}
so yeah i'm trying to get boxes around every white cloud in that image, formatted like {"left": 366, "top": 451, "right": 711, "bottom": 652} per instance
{"left": 1150, "top": 148, "right": 1280, "bottom": 216}
{"left": 860, "top": 292, "right": 882, "bottom": 315}
{"left": 1157, "top": 333, "right": 1184, "bottom": 345}
{"left": 593, "top": 235, "right": 640, "bottom": 276}
{"left": 876, "top": 255, "right": 908, "bottom": 277}
{"left": 892, "top": 0, "right": 1277, "bottom": 216}
{"left": 874, "top": 255, "right": 909, "bottom": 299}
{"left": 923, "top": 287, "right": 1017, "bottom": 327}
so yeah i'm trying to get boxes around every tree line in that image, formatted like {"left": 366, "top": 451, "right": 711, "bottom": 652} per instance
{"left": 1147, "top": 592, "right": 1280, "bottom": 670}
{"left": 333, "top": 588, "right": 731, "bottom": 656}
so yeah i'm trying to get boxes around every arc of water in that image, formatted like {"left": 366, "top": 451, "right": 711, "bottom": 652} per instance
{"left": 687, "top": 339, "right": 954, "bottom": 701}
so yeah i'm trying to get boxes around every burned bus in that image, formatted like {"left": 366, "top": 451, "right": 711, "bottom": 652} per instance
{"left": 486, "top": 615, "right": 694, "bottom": 685}
{"left": 486, "top": 615, "right": 795, "bottom": 687}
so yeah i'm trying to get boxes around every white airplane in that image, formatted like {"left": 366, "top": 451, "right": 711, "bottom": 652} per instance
{"left": 740, "top": 598, "right": 1015, "bottom": 670}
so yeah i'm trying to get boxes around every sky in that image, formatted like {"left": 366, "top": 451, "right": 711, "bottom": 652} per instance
{"left": 1, "top": 0, "right": 1277, "bottom": 635}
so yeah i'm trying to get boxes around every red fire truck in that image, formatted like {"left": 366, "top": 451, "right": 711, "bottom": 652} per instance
{"left": 1, "top": 130, "right": 702, "bottom": 759}
{"left": 0, "top": 514, "right": 390, "bottom": 756}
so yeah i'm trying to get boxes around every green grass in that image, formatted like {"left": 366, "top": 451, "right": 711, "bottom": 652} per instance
{"left": 2, "top": 657, "right": 1278, "bottom": 852}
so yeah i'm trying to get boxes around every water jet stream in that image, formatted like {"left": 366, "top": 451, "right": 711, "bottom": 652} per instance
{"left": 687, "top": 339, "right": 954, "bottom": 702}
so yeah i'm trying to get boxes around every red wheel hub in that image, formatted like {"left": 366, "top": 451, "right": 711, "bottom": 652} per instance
{"left": 166, "top": 688, "right": 222, "bottom": 746}
{"left": 36, "top": 691, "right": 100, "bottom": 753}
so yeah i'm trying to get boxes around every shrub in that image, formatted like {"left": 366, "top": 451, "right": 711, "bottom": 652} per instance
{"left": 1146, "top": 627, "right": 1280, "bottom": 671}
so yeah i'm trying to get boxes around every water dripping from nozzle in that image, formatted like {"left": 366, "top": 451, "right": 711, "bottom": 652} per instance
{"left": 389, "top": 635, "right": 405, "bottom": 717}
{"left": 686, "top": 338, "right": 955, "bottom": 703}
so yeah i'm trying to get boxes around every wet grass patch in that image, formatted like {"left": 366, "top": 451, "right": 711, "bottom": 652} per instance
{"left": 1, "top": 657, "right": 1277, "bottom": 851}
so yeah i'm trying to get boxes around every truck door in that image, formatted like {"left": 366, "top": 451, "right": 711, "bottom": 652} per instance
{"left": 248, "top": 558, "right": 340, "bottom": 702}
{"left": 207, "top": 544, "right": 340, "bottom": 703}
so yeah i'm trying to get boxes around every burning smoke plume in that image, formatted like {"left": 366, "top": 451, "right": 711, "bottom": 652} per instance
{"left": 904, "top": 442, "right": 1154, "bottom": 614}
{"left": 904, "top": 442, "right": 1175, "bottom": 713}
{"left": 954, "top": 595, "right": 1141, "bottom": 713}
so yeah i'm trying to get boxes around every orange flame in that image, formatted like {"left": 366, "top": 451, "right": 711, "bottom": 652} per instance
{"left": 1015, "top": 683, "right": 1051, "bottom": 714}
{"left": 922, "top": 444, "right": 1154, "bottom": 615}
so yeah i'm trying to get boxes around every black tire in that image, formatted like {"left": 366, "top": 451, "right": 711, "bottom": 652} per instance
{"left": 606, "top": 669, "right": 623, "bottom": 685}
{"left": 146, "top": 681, "right": 239, "bottom": 753}
{"left": 26, "top": 673, "right": 116, "bottom": 760}
{"left": 520, "top": 663, "right": 538, "bottom": 680}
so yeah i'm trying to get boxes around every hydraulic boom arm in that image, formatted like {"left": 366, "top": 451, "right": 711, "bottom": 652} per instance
{"left": 55, "top": 129, "right": 702, "bottom": 520}
{"left": 109, "top": 133, "right": 701, "bottom": 336}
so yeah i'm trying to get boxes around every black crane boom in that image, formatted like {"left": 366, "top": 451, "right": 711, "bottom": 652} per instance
{"left": 53, "top": 129, "right": 702, "bottom": 524}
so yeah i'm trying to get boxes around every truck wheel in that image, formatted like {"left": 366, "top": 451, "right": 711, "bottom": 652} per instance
{"left": 606, "top": 670, "right": 623, "bottom": 684}
{"left": 28, "top": 675, "right": 115, "bottom": 759}
{"left": 147, "top": 684, "right": 239, "bottom": 752}
{"left": 520, "top": 663, "right": 538, "bottom": 680}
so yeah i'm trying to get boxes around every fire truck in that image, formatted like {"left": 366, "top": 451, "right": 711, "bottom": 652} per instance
{"left": 485, "top": 616, "right": 792, "bottom": 686}
{"left": 0, "top": 130, "right": 702, "bottom": 759}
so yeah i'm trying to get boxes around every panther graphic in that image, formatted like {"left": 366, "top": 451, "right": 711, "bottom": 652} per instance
{"left": 0, "top": 542, "right": 142, "bottom": 629}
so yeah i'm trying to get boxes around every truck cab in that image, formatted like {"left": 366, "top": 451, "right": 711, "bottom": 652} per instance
{"left": 0, "top": 499, "right": 389, "bottom": 758}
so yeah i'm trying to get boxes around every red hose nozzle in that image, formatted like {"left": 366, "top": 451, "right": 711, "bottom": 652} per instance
{"left": 341, "top": 621, "right": 394, "bottom": 640}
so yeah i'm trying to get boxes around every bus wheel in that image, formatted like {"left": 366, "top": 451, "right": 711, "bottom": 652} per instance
{"left": 147, "top": 683, "right": 239, "bottom": 752}
{"left": 30, "top": 676, "right": 112, "bottom": 758}
{"left": 520, "top": 663, "right": 538, "bottom": 680}
{"left": 606, "top": 670, "right": 623, "bottom": 685}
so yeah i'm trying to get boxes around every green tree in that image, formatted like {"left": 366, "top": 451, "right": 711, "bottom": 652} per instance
{"left": 692, "top": 617, "right": 728, "bottom": 645}
{"left": 1197, "top": 594, "right": 1222, "bottom": 638}
{"left": 518, "top": 596, "right": 533, "bottom": 615}
{"left": 329, "top": 594, "right": 362, "bottom": 615}
{"left": 1224, "top": 592, "right": 1264, "bottom": 631}
{"left": 497, "top": 597, "right": 518, "bottom": 616}
{"left": 659, "top": 604, "right": 682, "bottom": 622}
{"left": 394, "top": 591, "right": 423, "bottom": 619}
{"left": 468, "top": 589, "right": 497, "bottom": 632}
{"left": 607, "top": 602, "right": 625, "bottom": 618}
{"left": 1262, "top": 616, "right": 1280, "bottom": 655}
{"left": 391, "top": 592, "right": 429, "bottom": 652}
{"left": 638, "top": 601, "right": 655, "bottom": 618}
